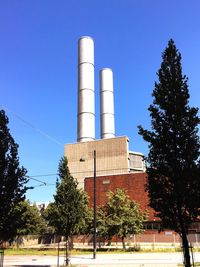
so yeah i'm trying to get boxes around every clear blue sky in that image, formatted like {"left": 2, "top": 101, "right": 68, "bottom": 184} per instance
{"left": 0, "top": 0, "right": 200, "bottom": 202}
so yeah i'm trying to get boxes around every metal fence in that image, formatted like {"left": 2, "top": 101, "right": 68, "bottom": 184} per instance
{"left": 0, "top": 249, "right": 4, "bottom": 267}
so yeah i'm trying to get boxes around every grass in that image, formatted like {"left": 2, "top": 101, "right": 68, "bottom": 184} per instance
{"left": 4, "top": 248, "right": 129, "bottom": 256}
{"left": 4, "top": 248, "right": 94, "bottom": 256}
{"left": 177, "top": 264, "right": 200, "bottom": 266}
{"left": 4, "top": 248, "right": 61, "bottom": 256}
{"left": 3, "top": 247, "right": 200, "bottom": 256}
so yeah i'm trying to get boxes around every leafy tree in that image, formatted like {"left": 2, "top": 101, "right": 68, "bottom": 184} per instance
{"left": 0, "top": 110, "right": 28, "bottom": 243}
{"left": 45, "top": 157, "right": 89, "bottom": 265}
{"left": 97, "top": 206, "right": 112, "bottom": 242}
{"left": 43, "top": 202, "right": 58, "bottom": 234}
{"left": 138, "top": 39, "right": 200, "bottom": 267}
{"left": 98, "top": 189, "right": 146, "bottom": 249}
{"left": 77, "top": 201, "right": 93, "bottom": 235}
{"left": 16, "top": 200, "right": 46, "bottom": 235}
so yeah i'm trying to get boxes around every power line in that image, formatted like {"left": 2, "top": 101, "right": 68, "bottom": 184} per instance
{"left": 28, "top": 173, "right": 58, "bottom": 178}
{"left": 29, "top": 183, "right": 55, "bottom": 188}
{"left": 26, "top": 176, "right": 47, "bottom": 185}
{"left": 28, "top": 167, "right": 132, "bottom": 178}
{"left": 70, "top": 167, "right": 131, "bottom": 175}
{"left": 26, "top": 175, "right": 56, "bottom": 189}
{"left": 27, "top": 166, "right": 135, "bottom": 190}
{"left": 27, "top": 167, "right": 139, "bottom": 189}
{"left": 1, "top": 105, "right": 63, "bottom": 146}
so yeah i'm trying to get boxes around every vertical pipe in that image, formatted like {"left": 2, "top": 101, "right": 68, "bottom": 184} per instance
{"left": 93, "top": 150, "right": 97, "bottom": 259}
{"left": 78, "top": 36, "right": 95, "bottom": 142}
{"left": 100, "top": 68, "right": 115, "bottom": 139}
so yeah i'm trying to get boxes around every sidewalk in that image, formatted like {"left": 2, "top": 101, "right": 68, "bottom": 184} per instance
{"left": 73, "top": 265, "right": 178, "bottom": 267}
{"left": 3, "top": 252, "right": 189, "bottom": 267}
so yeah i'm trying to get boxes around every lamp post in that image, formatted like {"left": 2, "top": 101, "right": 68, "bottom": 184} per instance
{"left": 93, "top": 150, "right": 97, "bottom": 259}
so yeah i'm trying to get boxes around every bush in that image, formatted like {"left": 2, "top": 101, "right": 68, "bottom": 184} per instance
{"left": 127, "top": 245, "right": 141, "bottom": 252}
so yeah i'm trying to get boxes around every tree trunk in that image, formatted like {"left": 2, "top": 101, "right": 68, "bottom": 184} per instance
{"left": 177, "top": 204, "right": 191, "bottom": 267}
{"left": 181, "top": 231, "right": 191, "bottom": 267}
{"left": 65, "top": 236, "right": 69, "bottom": 266}
{"left": 69, "top": 236, "right": 74, "bottom": 250}
{"left": 122, "top": 236, "right": 126, "bottom": 250}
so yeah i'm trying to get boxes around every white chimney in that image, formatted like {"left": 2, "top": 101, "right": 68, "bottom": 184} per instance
{"left": 77, "top": 36, "right": 95, "bottom": 142}
{"left": 100, "top": 68, "right": 115, "bottom": 139}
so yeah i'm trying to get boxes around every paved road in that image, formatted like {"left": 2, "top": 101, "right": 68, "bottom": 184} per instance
{"left": 3, "top": 252, "right": 200, "bottom": 266}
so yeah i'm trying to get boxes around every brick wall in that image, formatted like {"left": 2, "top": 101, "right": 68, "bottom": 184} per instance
{"left": 84, "top": 172, "right": 156, "bottom": 221}
{"left": 72, "top": 232, "right": 183, "bottom": 246}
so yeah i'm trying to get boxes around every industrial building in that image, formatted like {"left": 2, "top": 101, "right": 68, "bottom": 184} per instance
{"left": 63, "top": 36, "right": 200, "bottom": 245}
{"left": 64, "top": 36, "right": 145, "bottom": 190}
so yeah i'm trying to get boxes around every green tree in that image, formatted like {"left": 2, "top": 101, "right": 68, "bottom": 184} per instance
{"left": 46, "top": 157, "right": 89, "bottom": 265}
{"left": 16, "top": 200, "right": 46, "bottom": 235}
{"left": 97, "top": 206, "right": 112, "bottom": 242}
{"left": 43, "top": 202, "right": 59, "bottom": 234}
{"left": 0, "top": 110, "right": 28, "bottom": 243}
{"left": 138, "top": 39, "right": 200, "bottom": 267}
{"left": 98, "top": 189, "right": 146, "bottom": 249}
{"left": 77, "top": 200, "right": 93, "bottom": 235}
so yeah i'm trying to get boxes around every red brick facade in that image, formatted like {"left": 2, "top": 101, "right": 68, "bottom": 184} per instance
{"left": 84, "top": 172, "right": 156, "bottom": 221}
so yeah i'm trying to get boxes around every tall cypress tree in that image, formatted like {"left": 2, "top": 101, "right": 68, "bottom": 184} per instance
{"left": 138, "top": 40, "right": 200, "bottom": 267}
{"left": 0, "top": 110, "right": 28, "bottom": 243}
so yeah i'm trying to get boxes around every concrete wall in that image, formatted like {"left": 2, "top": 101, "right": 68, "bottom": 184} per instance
{"left": 64, "top": 136, "right": 130, "bottom": 188}
{"left": 129, "top": 151, "right": 145, "bottom": 171}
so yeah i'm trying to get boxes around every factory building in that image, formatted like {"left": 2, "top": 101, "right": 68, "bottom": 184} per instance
{"left": 64, "top": 36, "right": 145, "bottom": 189}
{"left": 63, "top": 36, "right": 200, "bottom": 245}
{"left": 65, "top": 136, "right": 145, "bottom": 188}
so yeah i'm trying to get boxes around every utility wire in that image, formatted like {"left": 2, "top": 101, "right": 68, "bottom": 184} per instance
{"left": 1, "top": 105, "right": 63, "bottom": 146}
{"left": 26, "top": 176, "right": 56, "bottom": 189}
{"left": 29, "top": 167, "right": 133, "bottom": 178}
{"left": 28, "top": 173, "right": 58, "bottom": 178}
{"left": 25, "top": 176, "right": 47, "bottom": 185}
{"left": 27, "top": 166, "right": 136, "bottom": 190}
{"left": 27, "top": 167, "right": 134, "bottom": 187}
{"left": 30, "top": 183, "right": 55, "bottom": 188}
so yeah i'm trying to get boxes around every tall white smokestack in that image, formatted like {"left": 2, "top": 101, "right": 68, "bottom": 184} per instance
{"left": 100, "top": 68, "right": 115, "bottom": 139}
{"left": 77, "top": 36, "right": 95, "bottom": 142}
